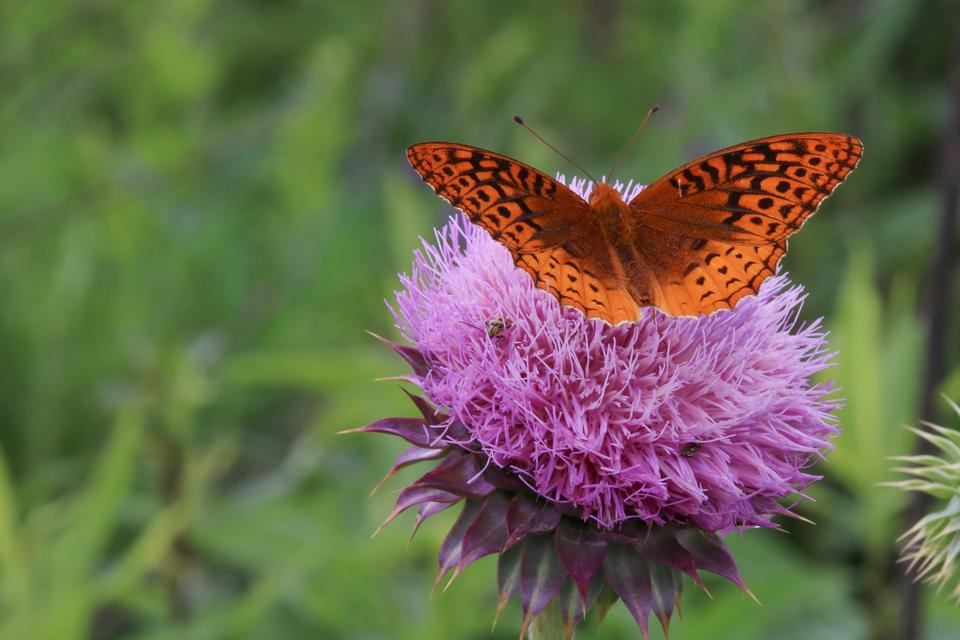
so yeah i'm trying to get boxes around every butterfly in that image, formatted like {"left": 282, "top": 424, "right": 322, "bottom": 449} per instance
{"left": 407, "top": 130, "right": 862, "bottom": 324}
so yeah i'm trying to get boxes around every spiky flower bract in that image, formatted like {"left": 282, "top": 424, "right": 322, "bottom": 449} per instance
{"left": 888, "top": 399, "right": 960, "bottom": 602}
{"left": 352, "top": 176, "right": 841, "bottom": 637}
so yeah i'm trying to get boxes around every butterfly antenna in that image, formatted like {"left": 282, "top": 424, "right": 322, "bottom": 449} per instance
{"left": 607, "top": 105, "right": 660, "bottom": 182}
{"left": 459, "top": 320, "right": 483, "bottom": 333}
{"left": 513, "top": 115, "right": 598, "bottom": 184}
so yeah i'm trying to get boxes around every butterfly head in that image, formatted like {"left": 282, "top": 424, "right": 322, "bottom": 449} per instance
{"left": 587, "top": 181, "right": 628, "bottom": 211}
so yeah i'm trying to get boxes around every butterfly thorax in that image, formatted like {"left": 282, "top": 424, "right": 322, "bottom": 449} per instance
{"left": 588, "top": 182, "right": 634, "bottom": 234}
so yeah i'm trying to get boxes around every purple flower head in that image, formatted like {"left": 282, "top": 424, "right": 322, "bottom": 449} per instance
{"left": 391, "top": 175, "right": 840, "bottom": 533}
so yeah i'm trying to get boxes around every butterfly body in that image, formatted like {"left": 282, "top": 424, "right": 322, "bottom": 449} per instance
{"left": 587, "top": 182, "right": 636, "bottom": 234}
{"left": 408, "top": 132, "right": 862, "bottom": 324}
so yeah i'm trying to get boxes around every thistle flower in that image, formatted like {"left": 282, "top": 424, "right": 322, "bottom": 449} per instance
{"left": 888, "top": 399, "right": 960, "bottom": 602}
{"left": 350, "top": 176, "right": 841, "bottom": 638}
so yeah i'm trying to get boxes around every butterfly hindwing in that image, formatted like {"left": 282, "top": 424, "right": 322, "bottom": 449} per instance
{"left": 514, "top": 244, "right": 641, "bottom": 324}
{"left": 636, "top": 236, "right": 787, "bottom": 316}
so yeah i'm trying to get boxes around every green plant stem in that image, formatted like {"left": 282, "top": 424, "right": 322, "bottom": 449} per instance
{"left": 528, "top": 599, "right": 566, "bottom": 640}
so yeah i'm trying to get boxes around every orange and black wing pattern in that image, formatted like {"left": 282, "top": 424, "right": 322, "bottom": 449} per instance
{"left": 628, "top": 133, "right": 862, "bottom": 316}
{"left": 407, "top": 142, "right": 640, "bottom": 322}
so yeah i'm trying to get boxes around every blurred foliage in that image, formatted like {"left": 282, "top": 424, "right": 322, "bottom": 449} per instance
{"left": 0, "top": 0, "right": 958, "bottom": 638}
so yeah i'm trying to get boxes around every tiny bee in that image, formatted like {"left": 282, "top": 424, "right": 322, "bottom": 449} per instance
{"left": 681, "top": 442, "right": 702, "bottom": 458}
{"left": 460, "top": 316, "right": 511, "bottom": 342}
{"left": 485, "top": 317, "right": 508, "bottom": 338}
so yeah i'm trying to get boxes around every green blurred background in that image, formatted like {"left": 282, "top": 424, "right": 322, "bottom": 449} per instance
{"left": 2, "top": 0, "right": 959, "bottom": 638}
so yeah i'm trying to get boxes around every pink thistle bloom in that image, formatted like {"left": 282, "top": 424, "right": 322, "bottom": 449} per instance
{"left": 391, "top": 176, "right": 840, "bottom": 533}
{"left": 354, "top": 175, "right": 842, "bottom": 637}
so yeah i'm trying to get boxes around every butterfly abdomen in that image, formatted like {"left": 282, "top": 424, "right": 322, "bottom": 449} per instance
{"left": 580, "top": 183, "right": 654, "bottom": 308}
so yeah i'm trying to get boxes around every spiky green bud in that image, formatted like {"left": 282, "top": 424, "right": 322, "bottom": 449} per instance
{"left": 888, "top": 399, "right": 960, "bottom": 601}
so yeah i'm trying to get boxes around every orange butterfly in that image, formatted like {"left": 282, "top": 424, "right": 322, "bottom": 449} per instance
{"left": 407, "top": 127, "right": 861, "bottom": 324}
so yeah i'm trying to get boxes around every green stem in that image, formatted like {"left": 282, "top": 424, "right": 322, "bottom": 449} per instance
{"left": 528, "top": 599, "right": 567, "bottom": 640}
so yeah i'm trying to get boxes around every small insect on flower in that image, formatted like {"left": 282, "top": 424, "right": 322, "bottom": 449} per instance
{"left": 460, "top": 316, "right": 511, "bottom": 341}
{"left": 681, "top": 442, "right": 703, "bottom": 458}
{"left": 484, "top": 316, "right": 508, "bottom": 338}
